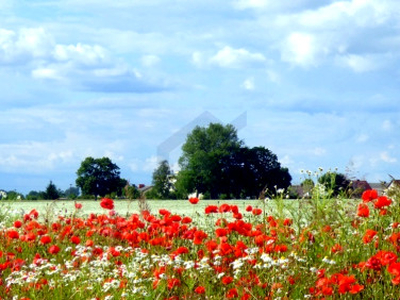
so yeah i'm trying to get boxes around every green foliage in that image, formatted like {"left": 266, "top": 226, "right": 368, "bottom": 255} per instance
{"left": 26, "top": 190, "right": 46, "bottom": 200}
{"left": 176, "top": 123, "right": 243, "bottom": 199}
{"left": 76, "top": 157, "right": 126, "bottom": 200}
{"left": 44, "top": 181, "right": 60, "bottom": 200}
{"left": 65, "top": 186, "right": 80, "bottom": 199}
{"left": 151, "top": 160, "right": 174, "bottom": 199}
{"left": 175, "top": 123, "right": 291, "bottom": 199}
{"left": 143, "top": 188, "right": 158, "bottom": 200}
{"left": 318, "top": 171, "right": 351, "bottom": 197}
{"left": 124, "top": 184, "right": 141, "bottom": 200}
{"left": 2, "top": 190, "right": 24, "bottom": 201}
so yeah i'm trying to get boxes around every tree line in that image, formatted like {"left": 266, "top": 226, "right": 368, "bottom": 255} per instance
{"left": 148, "top": 123, "right": 291, "bottom": 199}
{"left": 0, "top": 123, "right": 354, "bottom": 200}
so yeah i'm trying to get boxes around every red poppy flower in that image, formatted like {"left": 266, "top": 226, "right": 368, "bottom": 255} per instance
{"left": 7, "top": 230, "right": 19, "bottom": 239}
{"left": 245, "top": 205, "right": 253, "bottom": 212}
{"left": 283, "top": 218, "right": 293, "bottom": 226}
{"left": 194, "top": 286, "right": 206, "bottom": 294}
{"left": 75, "top": 202, "right": 82, "bottom": 209}
{"left": 13, "top": 220, "right": 23, "bottom": 228}
{"left": 29, "top": 209, "right": 39, "bottom": 219}
{"left": 71, "top": 236, "right": 81, "bottom": 245}
{"left": 365, "top": 256, "right": 382, "bottom": 271}
{"left": 25, "top": 232, "right": 36, "bottom": 242}
{"left": 219, "top": 204, "right": 231, "bottom": 213}
{"left": 357, "top": 203, "right": 369, "bottom": 217}
{"left": 216, "top": 228, "right": 228, "bottom": 237}
{"left": 331, "top": 243, "right": 343, "bottom": 253}
{"left": 363, "top": 229, "right": 377, "bottom": 244}
{"left": 374, "top": 196, "right": 392, "bottom": 209}
{"left": 376, "top": 250, "right": 397, "bottom": 266}
{"left": 48, "top": 245, "right": 60, "bottom": 255}
{"left": 392, "top": 276, "right": 400, "bottom": 285}
{"left": 40, "top": 235, "right": 52, "bottom": 245}
{"left": 100, "top": 198, "right": 114, "bottom": 210}
{"left": 193, "top": 230, "right": 208, "bottom": 245}
{"left": 206, "top": 240, "right": 218, "bottom": 252}
{"left": 388, "top": 262, "right": 400, "bottom": 277}
{"left": 231, "top": 205, "right": 239, "bottom": 214}
{"left": 226, "top": 288, "right": 238, "bottom": 298}
{"left": 350, "top": 284, "right": 364, "bottom": 294}
{"left": 181, "top": 216, "right": 192, "bottom": 224}
{"left": 167, "top": 278, "right": 181, "bottom": 290}
{"left": 205, "top": 205, "right": 218, "bottom": 214}
{"left": 189, "top": 197, "right": 199, "bottom": 204}
{"left": 233, "top": 212, "right": 242, "bottom": 220}
{"left": 222, "top": 276, "right": 234, "bottom": 285}
{"left": 159, "top": 209, "right": 171, "bottom": 216}
{"left": 362, "top": 189, "right": 378, "bottom": 202}
{"left": 252, "top": 208, "right": 262, "bottom": 215}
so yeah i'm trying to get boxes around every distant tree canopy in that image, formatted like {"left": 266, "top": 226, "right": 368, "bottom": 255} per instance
{"left": 26, "top": 190, "right": 45, "bottom": 201}
{"left": 318, "top": 171, "right": 351, "bottom": 196}
{"left": 124, "top": 183, "right": 141, "bottom": 200}
{"left": 148, "top": 160, "right": 174, "bottom": 199}
{"left": 175, "top": 123, "right": 291, "bottom": 199}
{"left": 45, "top": 181, "right": 60, "bottom": 200}
{"left": 76, "top": 157, "right": 126, "bottom": 199}
{"left": 65, "top": 186, "right": 80, "bottom": 199}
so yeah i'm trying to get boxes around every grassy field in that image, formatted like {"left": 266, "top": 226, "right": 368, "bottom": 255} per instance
{"left": 0, "top": 198, "right": 299, "bottom": 224}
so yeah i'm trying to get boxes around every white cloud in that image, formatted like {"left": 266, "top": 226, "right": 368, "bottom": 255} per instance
{"left": 380, "top": 151, "right": 397, "bottom": 163}
{"left": 16, "top": 28, "right": 54, "bottom": 58}
{"left": 0, "top": 128, "right": 131, "bottom": 174}
{"left": 210, "top": 46, "right": 266, "bottom": 68}
{"left": 281, "top": 32, "right": 320, "bottom": 67}
{"left": 0, "top": 27, "right": 167, "bottom": 93}
{"left": 31, "top": 68, "right": 62, "bottom": 80}
{"left": 266, "top": 69, "right": 280, "bottom": 83}
{"left": 233, "top": 0, "right": 314, "bottom": 11}
{"left": 336, "top": 54, "right": 381, "bottom": 73}
{"left": 312, "top": 147, "right": 326, "bottom": 156}
{"left": 284, "top": 0, "right": 398, "bottom": 30}
{"left": 382, "top": 120, "right": 393, "bottom": 131}
{"left": 273, "top": 0, "right": 400, "bottom": 69}
{"left": 191, "top": 51, "right": 204, "bottom": 67}
{"left": 128, "top": 160, "right": 140, "bottom": 172}
{"left": 142, "top": 156, "right": 161, "bottom": 172}
{"left": 141, "top": 55, "right": 160, "bottom": 67}
{"left": 193, "top": 46, "right": 267, "bottom": 69}
{"left": 0, "top": 27, "right": 54, "bottom": 64}
{"left": 280, "top": 155, "right": 293, "bottom": 167}
{"left": 356, "top": 134, "right": 369, "bottom": 143}
{"left": 53, "top": 43, "right": 110, "bottom": 67}
{"left": 241, "top": 77, "right": 255, "bottom": 90}
{"left": 233, "top": 0, "right": 270, "bottom": 9}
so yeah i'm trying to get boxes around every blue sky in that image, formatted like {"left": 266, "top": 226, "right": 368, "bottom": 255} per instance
{"left": 1, "top": 0, "right": 399, "bottom": 194}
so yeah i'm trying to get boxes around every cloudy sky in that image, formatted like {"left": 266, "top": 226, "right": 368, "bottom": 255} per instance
{"left": 1, "top": 0, "right": 399, "bottom": 194}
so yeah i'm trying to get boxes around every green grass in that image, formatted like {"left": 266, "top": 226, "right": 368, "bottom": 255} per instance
{"left": 1, "top": 198, "right": 298, "bottom": 222}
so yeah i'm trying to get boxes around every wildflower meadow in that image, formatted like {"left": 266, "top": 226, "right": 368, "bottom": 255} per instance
{"left": 1, "top": 188, "right": 400, "bottom": 299}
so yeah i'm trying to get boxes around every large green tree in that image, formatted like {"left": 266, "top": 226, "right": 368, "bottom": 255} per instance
{"left": 176, "top": 123, "right": 242, "bottom": 199}
{"left": 175, "top": 123, "right": 291, "bottom": 199}
{"left": 226, "top": 146, "right": 292, "bottom": 198}
{"left": 76, "top": 157, "right": 126, "bottom": 199}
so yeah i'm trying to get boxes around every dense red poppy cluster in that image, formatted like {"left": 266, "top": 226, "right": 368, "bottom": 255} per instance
{"left": 0, "top": 190, "right": 399, "bottom": 298}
